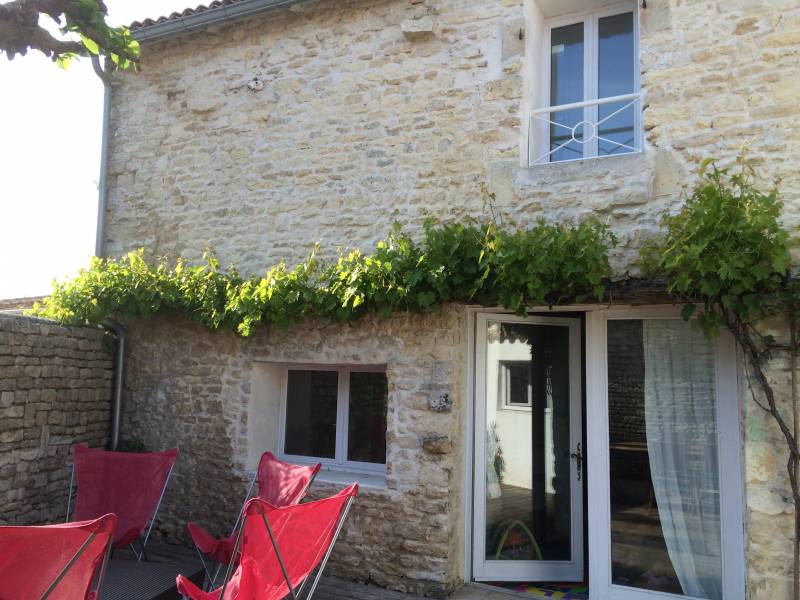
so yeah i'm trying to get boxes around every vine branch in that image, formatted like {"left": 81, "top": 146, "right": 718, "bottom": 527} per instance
{"left": 724, "top": 307, "right": 800, "bottom": 512}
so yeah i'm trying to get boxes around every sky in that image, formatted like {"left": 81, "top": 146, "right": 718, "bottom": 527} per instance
{"left": 0, "top": 1, "right": 193, "bottom": 299}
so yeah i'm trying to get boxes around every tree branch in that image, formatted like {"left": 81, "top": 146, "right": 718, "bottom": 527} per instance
{"left": 0, "top": 3, "right": 82, "bottom": 60}
{"left": 0, "top": 0, "right": 138, "bottom": 67}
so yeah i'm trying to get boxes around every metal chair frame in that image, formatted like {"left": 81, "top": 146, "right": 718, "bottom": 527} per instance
{"left": 195, "top": 469, "right": 319, "bottom": 590}
{"left": 39, "top": 524, "right": 114, "bottom": 600}
{"left": 65, "top": 461, "right": 176, "bottom": 562}
{"left": 199, "top": 494, "right": 354, "bottom": 600}
{"left": 193, "top": 470, "right": 257, "bottom": 589}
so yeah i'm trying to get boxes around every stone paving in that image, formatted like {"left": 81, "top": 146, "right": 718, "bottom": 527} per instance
{"left": 314, "top": 578, "right": 516, "bottom": 600}
{"left": 127, "top": 540, "right": 518, "bottom": 600}
{"left": 314, "top": 576, "right": 429, "bottom": 600}
{"left": 142, "top": 541, "right": 453, "bottom": 600}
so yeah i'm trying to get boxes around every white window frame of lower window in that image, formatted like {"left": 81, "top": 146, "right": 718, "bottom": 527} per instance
{"left": 532, "top": 1, "right": 641, "bottom": 164}
{"left": 585, "top": 306, "right": 746, "bottom": 600}
{"left": 277, "top": 364, "right": 387, "bottom": 476}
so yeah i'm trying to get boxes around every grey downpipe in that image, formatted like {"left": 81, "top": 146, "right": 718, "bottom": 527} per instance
{"left": 104, "top": 320, "right": 126, "bottom": 451}
{"left": 92, "top": 58, "right": 123, "bottom": 450}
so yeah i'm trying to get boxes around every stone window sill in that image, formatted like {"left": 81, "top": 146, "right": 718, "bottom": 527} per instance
{"left": 515, "top": 150, "right": 650, "bottom": 188}
{"left": 523, "top": 150, "right": 645, "bottom": 173}
{"left": 314, "top": 467, "right": 386, "bottom": 490}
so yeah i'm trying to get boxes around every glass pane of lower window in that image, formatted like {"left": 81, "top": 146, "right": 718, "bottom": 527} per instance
{"left": 598, "top": 12, "right": 635, "bottom": 156}
{"left": 347, "top": 371, "right": 388, "bottom": 464}
{"left": 284, "top": 370, "right": 338, "bottom": 459}
{"left": 607, "top": 319, "right": 722, "bottom": 600}
{"left": 549, "top": 22, "right": 584, "bottom": 162}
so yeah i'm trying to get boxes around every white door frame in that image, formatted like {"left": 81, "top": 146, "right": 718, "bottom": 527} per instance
{"left": 472, "top": 312, "right": 584, "bottom": 582}
{"left": 585, "top": 306, "right": 746, "bottom": 600}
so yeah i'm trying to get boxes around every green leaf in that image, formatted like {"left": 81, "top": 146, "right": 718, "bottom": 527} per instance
{"left": 681, "top": 303, "right": 696, "bottom": 321}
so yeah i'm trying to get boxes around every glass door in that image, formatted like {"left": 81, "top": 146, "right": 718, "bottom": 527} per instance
{"left": 586, "top": 308, "right": 745, "bottom": 600}
{"left": 473, "top": 314, "right": 584, "bottom": 582}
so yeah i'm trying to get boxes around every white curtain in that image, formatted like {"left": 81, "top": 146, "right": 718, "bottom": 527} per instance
{"left": 643, "top": 319, "right": 723, "bottom": 600}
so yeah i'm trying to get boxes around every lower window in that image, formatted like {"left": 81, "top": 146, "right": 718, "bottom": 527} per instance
{"left": 281, "top": 366, "right": 388, "bottom": 473}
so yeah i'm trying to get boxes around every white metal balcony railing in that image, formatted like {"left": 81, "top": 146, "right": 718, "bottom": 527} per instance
{"left": 528, "top": 92, "right": 643, "bottom": 167}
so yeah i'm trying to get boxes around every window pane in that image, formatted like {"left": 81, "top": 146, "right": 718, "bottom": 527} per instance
{"left": 607, "top": 320, "right": 722, "bottom": 600}
{"left": 598, "top": 12, "right": 636, "bottom": 156}
{"left": 549, "top": 22, "right": 584, "bottom": 162}
{"left": 347, "top": 371, "right": 388, "bottom": 464}
{"left": 284, "top": 370, "right": 338, "bottom": 459}
{"left": 485, "top": 322, "right": 572, "bottom": 561}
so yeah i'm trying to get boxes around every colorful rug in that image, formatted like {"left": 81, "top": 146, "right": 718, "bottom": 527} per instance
{"left": 490, "top": 582, "right": 589, "bottom": 600}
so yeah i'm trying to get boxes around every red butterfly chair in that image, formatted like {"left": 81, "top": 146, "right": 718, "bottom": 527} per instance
{"left": 187, "top": 452, "right": 321, "bottom": 587}
{"left": 0, "top": 513, "right": 116, "bottom": 600}
{"left": 177, "top": 484, "right": 358, "bottom": 600}
{"left": 67, "top": 444, "right": 179, "bottom": 560}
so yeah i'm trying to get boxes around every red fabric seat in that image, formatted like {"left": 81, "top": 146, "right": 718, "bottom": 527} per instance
{"left": 0, "top": 514, "right": 116, "bottom": 600}
{"left": 188, "top": 452, "right": 321, "bottom": 565}
{"left": 177, "top": 484, "right": 358, "bottom": 600}
{"left": 188, "top": 521, "right": 237, "bottom": 565}
{"left": 72, "top": 444, "right": 179, "bottom": 548}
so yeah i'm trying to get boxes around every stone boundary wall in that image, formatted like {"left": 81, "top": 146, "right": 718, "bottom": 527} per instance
{"left": 0, "top": 315, "right": 113, "bottom": 525}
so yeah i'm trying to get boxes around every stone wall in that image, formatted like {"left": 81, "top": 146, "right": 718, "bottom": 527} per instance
{"left": 0, "top": 315, "right": 113, "bottom": 525}
{"left": 121, "top": 306, "right": 467, "bottom": 597}
{"left": 105, "top": 0, "right": 800, "bottom": 274}
{"left": 104, "top": 0, "right": 800, "bottom": 597}
{"left": 742, "top": 316, "right": 797, "bottom": 599}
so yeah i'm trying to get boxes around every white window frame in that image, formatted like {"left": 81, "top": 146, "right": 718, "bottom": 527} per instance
{"left": 277, "top": 364, "right": 387, "bottom": 476}
{"left": 498, "top": 359, "right": 534, "bottom": 410}
{"left": 585, "top": 306, "right": 746, "bottom": 600}
{"left": 532, "top": 1, "right": 641, "bottom": 164}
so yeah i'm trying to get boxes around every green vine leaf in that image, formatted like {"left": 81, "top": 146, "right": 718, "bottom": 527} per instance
{"left": 30, "top": 220, "right": 616, "bottom": 336}
{"left": 643, "top": 157, "right": 795, "bottom": 334}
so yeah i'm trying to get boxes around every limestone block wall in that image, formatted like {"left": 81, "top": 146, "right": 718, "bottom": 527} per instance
{"left": 105, "top": 0, "right": 800, "bottom": 275}
{"left": 121, "top": 306, "right": 467, "bottom": 597}
{"left": 0, "top": 315, "right": 113, "bottom": 525}
{"left": 741, "top": 316, "right": 798, "bottom": 600}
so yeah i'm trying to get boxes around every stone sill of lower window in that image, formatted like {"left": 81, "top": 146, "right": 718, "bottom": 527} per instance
{"left": 313, "top": 467, "right": 387, "bottom": 490}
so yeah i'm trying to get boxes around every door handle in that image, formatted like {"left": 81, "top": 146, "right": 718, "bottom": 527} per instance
{"left": 570, "top": 443, "right": 584, "bottom": 481}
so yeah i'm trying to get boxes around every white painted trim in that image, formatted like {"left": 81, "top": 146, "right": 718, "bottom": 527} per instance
{"left": 585, "top": 309, "right": 610, "bottom": 597}
{"left": 472, "top": 313, "right": 584, "bottom": 582}
{"left": 464, "top": 308, "right": 479, "bottom": 584}
{"left": 336, "top": 366, "right": 349, "bottom": 467}
{"left": 716, "top": 329, "right": 747, "bottom": 600}
{"left": 586, "top": 306, "right": 746, "bottom": 600}
{"left": 276, "top": 364, "right": 388, "bottom": 477}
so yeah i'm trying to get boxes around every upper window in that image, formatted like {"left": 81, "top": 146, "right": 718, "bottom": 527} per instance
{"left": 530, "top": 4, "right": 640, "bottom": 165}
{"left": 280, "top": 366, "right": 388, "bottom": 474}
